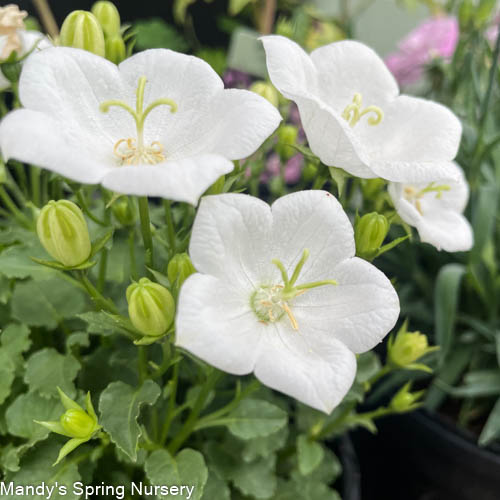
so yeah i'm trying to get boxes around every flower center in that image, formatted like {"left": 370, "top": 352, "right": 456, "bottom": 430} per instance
{"left": 403, "top": 182, "right": 450, "bottom": 215}
{"left": 99, "top": 76, "right": 177, "bottom": 165}
{"left": 250, "top": 249, "right": 338, "bottom": 331}
{"left": 342, "top": 93, "right": 383, "bottom": 127}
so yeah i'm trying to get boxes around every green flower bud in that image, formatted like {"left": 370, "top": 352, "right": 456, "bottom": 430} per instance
{"left": 167, "top": 253, "right": 196, "bottom": 288}
{"left": 105, "top": 34, "right": 126, "bottom": 64}
{"left": 91, "top": 1, "right": 121, "bottom": 37}
{"left": 305, "top": 21, "right": 344, "bottom": 51}
{"left": 302, "top": 161, "right": 318, "bottom": 182}
{"left": 111, "top": 198, "right": 136, "bottom": 226}
{"left": 36, "top": 200, "right": 91, "bottom": 267}
{"left": 275, "top": 17, "right": 294, "bottom": 39}
{"left": 390, "top": 382, "right": 424, "bottom": 413}
{"left": 60, "top": 10, "right": 105, "bottom": 57}
{"left": 127, "top": 278, "right": 175, "bottom": 337}
{"left": 387, "top": 322, "right": 439, "bottom": 372}
{"left": 354, "top": 212, "right": 389, "bottom": 260}
{"left": 249, "top": 81, "right": 279, "bottom": 108}
{"left": 60, "top": 408, "right": 96, "bottom": 439}
{"left": 277, "top": 124, "right": 299, "bottom": 160}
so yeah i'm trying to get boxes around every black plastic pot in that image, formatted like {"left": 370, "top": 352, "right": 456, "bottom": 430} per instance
{"left": 353, "top": 409, "right": 500, "bottom": 500}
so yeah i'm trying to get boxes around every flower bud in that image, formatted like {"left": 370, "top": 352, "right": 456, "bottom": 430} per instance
{"left": 277, "top": 124, "right": 299, "bottom": 161}
{"left": 60, "top": 408, "right": 96, "bottom": 439}
{"left": 60, "top": 10, "right": 105, "bottom": 57}
{"left": 302, "top": 161, "right": 318, "bottom": 182}
{"left": 112, "top": 198, "right": 135, "bottom": 226}
{"left": 250, "top": 81, "right": 279, "bottom": 108}
{"left": 37, "top": 200, "right": 91, "bottom": 267}
{"left": 390, "top": 382, "right": 424, "bottom": 413}
{"left": 168, "top": 253, "right": 196, "bottom": 288}
{"left": 105, "top": 33, "right": 126, "bottom": 64}
{"left": 91, "top": 1, "right": 121, "bottom": 37}
{"left": 127, "top": 278, "right": 175, "bottom": 337}
{"left": 388, "top": 322, "right": 439, "bottom": 372}
{"left": 354, "top": 212, "right": 389, "bottom": 260}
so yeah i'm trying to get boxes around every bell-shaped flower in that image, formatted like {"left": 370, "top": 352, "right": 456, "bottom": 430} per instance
{"left": 388, "top": 162, "right": 473, "bottom": 252}
{"left": 0, "top": 47, "right": 281, "bottom": 204}
{"left": 261, "top": 35, "right": 462, "bottom": 184}
{"left": 176, "top": 190, "right": 400, "bottom": 413}
{"left": 0, "top": 4, "right": 50, "bottom": 90}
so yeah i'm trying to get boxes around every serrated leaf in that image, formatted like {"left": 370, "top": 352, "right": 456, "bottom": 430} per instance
{"left": 24, "top": 348, "right": 80, "bottom": 398}
{"left": 201, "top": 469, "right": 230, "bottom": 500}
{"left": 78, "top": 311, "right": 135, "bottom": 338}
{"left": 12, "top": 278, "right": 86, "bottom": 328}
{"left": 99, "top": 380, "right": 160, "bottom": 461}
{"left": 0, "top": 244, "right": 56, "bottom": 280}
{"left": 145, "top": 449, "right": 208, "bottom": 500}
{"left": 6, "top": 393, "right": 62, "bottom": 442}
{"left": 241, "top": 426, "right": 288, "bottom": 462}
{"left": 225, "top": 399, "right": 287, "bottom": 439}
{"left": 4, "top": 441, "right": 81, "bottom": 499}
{"left": 231, "top": 454, "right": 277, "bottom": 499}
{"left": 66, "top": 331, "right": 90, "bottom": 350}
{"left": 297, "top": 434, "right": 324, "bottom": 475}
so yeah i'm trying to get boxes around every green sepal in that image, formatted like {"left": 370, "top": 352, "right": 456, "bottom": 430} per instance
{"left": 33, "top": 420, "right": 72, "bottom": 438}
{"left": 89, "top": 229, "right": 114, "bottom": 259}
{"left": 30, "top": 257, "right": 96, "bottom": 271}
{"left": 57, "top": 387, "right": 83, "bottom": 412}
{"left": 134, "top": 335, "right": 160, "bottom": 346}
{"left": 85, "top": 392, "right": 98, "bottom": 422}
{"left": 53, "top": 437, "right": 88, "bottom": 466}
{"left": 374, "top": 235, "right": 410, "bottom": 258}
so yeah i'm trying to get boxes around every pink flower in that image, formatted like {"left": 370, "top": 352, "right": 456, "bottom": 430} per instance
{"left": 261, "top": 153, "right": 303, "bottom": 184}
{"left": 385, "top": 16, "right": 459, "bottom": 86}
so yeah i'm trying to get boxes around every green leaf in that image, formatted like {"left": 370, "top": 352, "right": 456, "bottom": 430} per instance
{"left": 356, "top": 352, "right": 381, "bottom": 384}
{"left": 78, "top": 311, "right": 135, "bottom": 338}
{"left": 145, "top": 449, "right": 208, "bottom": 500}
{"left": 12, "top": 278, "right": 86, "bottom": 328}
{"left": 471, "top": 184, "right": 498, "bottom": 263}
{"left": 99, "top": 380, "right": 160, "bottom": 461}
{"left": 133, "top": 18, "right": 189, "bottom": 51}
{"left": 0, "top": 244, "right": 56, "bottom": 280}
{"left": 24, "top": 348, "right": 81, "bottom": 398}
{"left": 231, "top": 454, "right": 277, "bottom": 499}
{"left": 450, "top": 370, "right": 500, "bottom": 397}
{"left": 0, "top": 443, "right": 31, "bottom": 473}
{"left": 241, "top": 426, "right": 288, "bottom": 462}
{"left": 6, "top": 393, "right": 62, "bottom": 442}
{"left": 297, "top": 434, "right": 324, "bottom": 475}
{"left": 328, "top": 166, "right": 348, "bottom": 196}
{"left": 201, "top": 469, "right": 231, "bottom": 500}
{"left": 273, "top": 478, "right": 341, "bottom": 500}
{"left": 66, "top": 331, "right": 90, "bottom": 351}
{"left": 224, "top": 399, "right": 287, "bottom": 440}
{"left": 0, "top": 354, "right": 15, "bottom": 405}
{"left": 4, "top": 441, "right": 81, "bottom": 499}
{"left": 434, "top": 264, "right": 466, "bottom": 363}
{"left": 479, "top": 397, "right": 500, "bottom": 446}
{"left": 1, "top": 323, "right": 31, "bottom": 361}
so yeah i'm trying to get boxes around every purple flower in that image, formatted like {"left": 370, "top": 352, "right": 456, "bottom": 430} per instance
{"left": 385, "top": 16, "right": 459, "bottom": 86}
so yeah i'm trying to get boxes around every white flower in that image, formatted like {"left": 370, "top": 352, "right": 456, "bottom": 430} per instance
{"left": 0, "top": 4, "right": 50, "bottom": 91}
{"left": 176, "top": 190, "right": 400, "bottom": 413}
{"left": 0, "top": 47, "right": 281, "bottom": 204}
{"left": 261, "top": 35, "right": 462, "bottom": 183}
{"left": 388, "top": 162, "right": 473, "bottom": 252}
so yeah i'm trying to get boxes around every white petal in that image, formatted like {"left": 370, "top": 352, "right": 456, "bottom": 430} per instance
{"left": 388, "top": 182, "right": 421, "bottom": 226}
{"left": 310, "top": 40, "right": 399, "bottom": 110}
{"left": 417, "top": 211, "right": 473, "bottom": 252}
{"left": 254, "top": 323, "right": 356, "bottom": 413}
{"left": 0, "top": 109, "right": 110, "bottom": 183}
{"left": 292, "top": 257, "right": 400, "bottom": 353}
{"left": 19, "top": 47, "right": 134, "bottom": 146}
{"left": 175, "top": 273, "right": 263, "bottom": 375}
{"left": 199, "top": 89, "right": 282, "bottom": 160}
{"left": 189, "top": 193, "right": 274, "bottom": 287}
{"left": 261, "top": 35, "right": 318, "bottom": 100}
{"left": 101, "top": 154, "right": 233, "bottom": 204}
{"left": 270, "top": 190, "right": 356, "bottom": 282}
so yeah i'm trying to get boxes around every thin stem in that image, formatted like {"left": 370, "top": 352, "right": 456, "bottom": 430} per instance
{"left": 0, "top": 186, "right": 31, "bottom": 227}
{"left": 367, "top": 365, "right": 392, "bottom": 387}
{"left": 314, "top": 400, "right": 357, "bottom": 440}
{"left": 161, "top": 359, "right": 179, "bottom": 444}
{"left": 138, "top": 347, "right": 148, "bottom": 384}
{"left": 78, "top": 272, "right": 118, "bottom": 314}
{"left": 30, "top": 166, "right": 41, "bottom": 207}
{"left": 31, "top": 0, "right": 59, "bottom": 39}
{"left": 138, "top": 196, "right": 154, "bottom": 271}
{"left": 128, "top": 227, "right": 139, "bottom": 281}
{"left": 76, "top": 190, "right": 106, "bottom": 226}
{"left": 163, "top": 200, "right": 176, "bottom": 255}
{"left": 151, "top": 342, "right": 171, "bottom": 380}
{"left": 167, "top": 369, "right": 221, "bottom": 454}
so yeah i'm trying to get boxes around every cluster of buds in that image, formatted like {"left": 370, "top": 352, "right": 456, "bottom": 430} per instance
{"left": 35, "top": 388, "right": 101, "bottom": 465}
{"left": 60, "top": 2, "right": 125, "bottom": 63}
{"left": 387, "top": 321, "right": 439, "bottom": 373}
{"left": 127, "top": 278, "right": 175, "bottom": 342}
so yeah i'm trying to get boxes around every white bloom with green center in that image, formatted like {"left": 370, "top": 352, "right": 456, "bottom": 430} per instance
{"left": 0, "top": 47, "right": 281, "bottom": 204}
{"left": 176, "top": 190, "right": 400, "bottom": 413}
{"left": 388, "top": 162, "right": 473, "bottom": 252}
{"left": 261, "top": 35, "right": 462, "bottom": 183}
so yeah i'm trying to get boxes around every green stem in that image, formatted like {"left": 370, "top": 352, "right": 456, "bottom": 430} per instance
{"left": 367, "top": 365, "right": 392, "bottom": 387}
{"left": 151, "top": 341, "right": 171, "bottom": 379}
{"left": 138, "top": 196, "right": 154, "bottom": 271}
{"left": 0, "top": 186, "right": 31, "bottom": 227}
{"left": 161, "top": 359, "right": 179, "bottom": 444}
{"left": 97, "top": 249, "right": 108, "bottom": 293}
{"left": 128, "top": 227, "right": 138, "bottom": 281}
{"left": 138, "top": 346, "right": 148, "bottom": 383}
{"left": 167, "top": 369, "right": 221, "bottom": 454}
{"left": 78, "top": 272, "right": 118, "bottom": 314}
{"left": 163, "top": 200, "right": 176, "bottom": 255}
{"left": 314, "top": 400, "right": 357, "bottom": 440}
{"left": 76, "top": 190, "right": 106, "bottom": 226}
{"left": 30, "top": 166, "right": 41, "bottom": 207}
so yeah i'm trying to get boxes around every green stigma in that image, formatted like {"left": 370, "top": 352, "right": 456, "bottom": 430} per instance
{"left": 99, "top": 76, "right": 178, "bottom": 165}
{"left": 250, "top": 249, "right": 338, "bottom": 330}
{"left": 404, "top": 182, "right": 451, "bottom": 215}
{"left": 342, "top": 93, "right": 383, "bottom": 127}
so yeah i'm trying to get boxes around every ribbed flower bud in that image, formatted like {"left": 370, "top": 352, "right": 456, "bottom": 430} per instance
{"left": 36, "top": 200, "right": 91, "bottom": 267}
{"left": 168, "top": 253, "right": 196, "bottom": 288}
{"left": 60, "top": 408, "right": 96, "bottom": 439}
{"left": 354, "top": 212, "right": 389, "bottom": 260}
{"left": 105, "top": 33, "right": 126, "bottom": 64}
{"left": 277, "top": 124, "right": 299, "bottom": 160}
{"left": 250, "top": 81, "right": 279, "bottom": 108}
{"left": 91, "top": 1, "right": 121, "bottom": 37}
{"left": 60, "top": 10, "right": 105, "bottom": 57}
{"left": 126, "top": 278, "right": 175, "bottom": 337}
